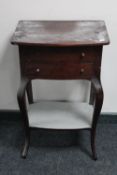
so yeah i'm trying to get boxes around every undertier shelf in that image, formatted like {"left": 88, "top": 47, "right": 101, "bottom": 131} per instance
{"left": 28, "top": 101, "right": 94, "bottom": 129}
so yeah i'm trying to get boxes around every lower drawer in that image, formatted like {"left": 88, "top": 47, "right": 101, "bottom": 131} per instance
{"left": 23, "top": 63, "right": 94, "bottom": 79}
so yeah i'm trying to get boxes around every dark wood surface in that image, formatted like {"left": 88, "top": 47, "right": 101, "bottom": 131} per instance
{"left": 90, "top": 78, "right": 104, "bottom": 160}
{"left": 11, "top": 20, "right": 110, "bottom": 159}
{"left": 11, "top": 20, "right": 110, "bottom": 46}
{"left": 17, "top": 78, "right": 30, "bottom": 158}
{"left": 19, "top": 45, "right": 102, "bottom": 80}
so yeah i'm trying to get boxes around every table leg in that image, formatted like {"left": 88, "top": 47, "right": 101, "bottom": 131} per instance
{"left": 21, "top": 129, "right": 30, "bottom": 158}
{"left": 17, "top": 78, "right": 31, "bottom": 158}
{"left": 26, "top": 80, "right": 33, "bottom": 104}
{"left": 91, "top": 129, "right": 97, "bottom": 160}
{"left": 90, "top": 78, "right": 104, "bottom": 160}
{"left": 89, "top": 83, "right": 95, "bottom": 105}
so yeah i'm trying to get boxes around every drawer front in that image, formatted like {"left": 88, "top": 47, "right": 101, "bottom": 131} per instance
{"left": 19, "top": 46, "right": 102, "bottom": 79}
{"left": 76, "top": 46, "right": 101, "bottom": 63}
{"left": 20, "top": 46, "right": 102, "bottom": 64}
{"left": 23, "top": 62, "right": 94, "bottom": 79}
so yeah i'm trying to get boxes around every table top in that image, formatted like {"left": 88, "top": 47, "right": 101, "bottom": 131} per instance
{"left": 11, "top": 20, "right": 110, "bottom": 46}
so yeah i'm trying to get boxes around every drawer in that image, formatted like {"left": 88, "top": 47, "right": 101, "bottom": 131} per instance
{"left": 23, "top": 62, "right": 94, "bottom": 79}
{"left": 19, "top": 46, "right": 101, "bottom": 79}
{"left": 20, "top": 46, "right": 102, "bottom": 65}
{"left": 76, "top": 47, "right": 101, "bottom": 63}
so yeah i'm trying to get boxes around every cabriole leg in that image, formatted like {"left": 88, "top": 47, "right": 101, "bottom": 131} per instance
{"left": 26, "top": 80, "right": 33, "bottom": 104}
{"left": 91, "top": 129, "right": 97, "bottom": 160}
{"left": 21, "top": 130, "right": 30, "bottom": 159}
{"left": 90, "top": 77, "right": 104, "bottom": 160}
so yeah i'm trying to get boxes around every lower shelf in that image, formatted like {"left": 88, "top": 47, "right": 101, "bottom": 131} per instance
{"left": 28, "top": 101, "right": 94, "bottom": 130}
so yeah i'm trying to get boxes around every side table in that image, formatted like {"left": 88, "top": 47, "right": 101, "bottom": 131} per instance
{"left": 11, "top": 20, "right": 110, "bottom": 159}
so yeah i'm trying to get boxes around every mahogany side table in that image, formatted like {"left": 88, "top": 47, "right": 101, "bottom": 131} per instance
{"left": 11, "top": 20, "right": 110, "bottom": 159}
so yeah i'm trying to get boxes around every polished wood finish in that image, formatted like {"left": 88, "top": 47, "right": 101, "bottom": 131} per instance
{"left": 11, "top": 20, "right": 110, "bottom": 159}
{"left": 19, "top": 45, "right": 102, "bottom": 80}
{"left": 90, "top": 78, "right": 104, "bottom": 160}
{"left": 11, "top": 20, "right": 109, "bottom": 46}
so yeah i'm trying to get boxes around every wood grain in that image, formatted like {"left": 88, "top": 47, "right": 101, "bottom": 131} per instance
{"left": 11, "top": 20, "right": 110, "bottom": 46}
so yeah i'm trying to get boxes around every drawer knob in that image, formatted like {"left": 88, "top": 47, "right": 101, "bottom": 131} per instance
{"left": 81, "top": 52, "right": 85, "bottom": 57}
{"left": 36, "top": 68, "right": 40, "bottom": 72}
{"left": 80, "top": 68, "right": 85, "bottom": 74}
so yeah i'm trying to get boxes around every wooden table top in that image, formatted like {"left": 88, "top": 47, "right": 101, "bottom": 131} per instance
{"left": 11, "top": 20, "right": 110, "bottom": 46}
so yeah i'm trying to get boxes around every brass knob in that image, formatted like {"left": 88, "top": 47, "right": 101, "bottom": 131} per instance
{"left": 80, "top": 68, "right": 85, "bottom": 74}
{"left": 81, "top": 52, "right": 85, "bottom": 57}
{"left": 36, "top": 68, "right": 40, "bottom": 72}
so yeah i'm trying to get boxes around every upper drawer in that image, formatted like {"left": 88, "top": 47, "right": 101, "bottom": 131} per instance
{"left": 19, "top": 46, "right": 102, "bottom": 64}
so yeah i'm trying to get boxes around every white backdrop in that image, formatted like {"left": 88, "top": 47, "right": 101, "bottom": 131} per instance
{"left": 0, "top": 0, "right": 117, "bottom": 112}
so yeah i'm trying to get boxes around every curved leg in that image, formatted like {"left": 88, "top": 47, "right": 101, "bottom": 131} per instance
{"left": 26, "top": 80, "right": 33, "bottom": 104}
{"left": 89, "top": 83, "right": 95, "bottom": 105}
{"left": 22, "top": 131, "right": 30, "bottom": 158}
{"left": 91, "top": 129, "right": 97, "bottom": 160}
{"left": 17, "top": 78, "right": 31, "bottom": 159}
{"left": 90, "top": 78, "right": 104, "bottom": 160}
